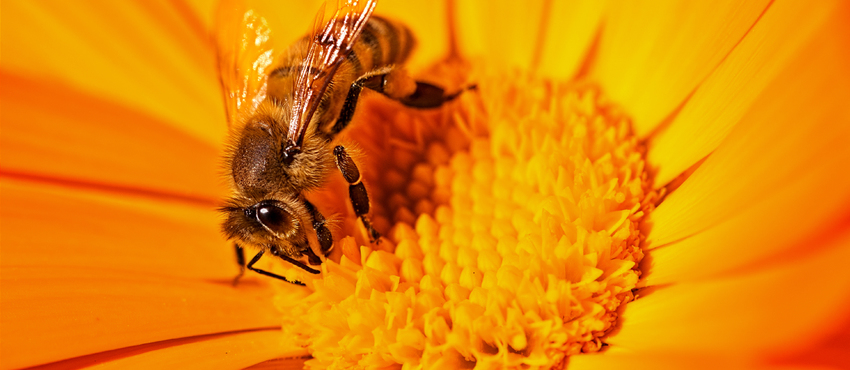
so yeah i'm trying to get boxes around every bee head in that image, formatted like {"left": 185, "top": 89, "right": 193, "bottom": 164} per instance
{"left": 219, "top": 195, "right": 310, "bottom": 255}
{"left": 245, "top": 199, "right": 298, "bottom": 236}
{"left": 220, "top": 105, "right": 332, "bottom": 259}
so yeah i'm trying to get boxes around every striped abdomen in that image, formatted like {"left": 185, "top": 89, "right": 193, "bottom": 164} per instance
{"left": 266, "top": 16, "right": 416, "bottom": 136}
{"left": 343, "top": 15, "right": 415, "bottom": 78}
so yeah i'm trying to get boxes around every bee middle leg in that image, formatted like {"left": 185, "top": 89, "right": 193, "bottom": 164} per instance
{"left": 333, "top": 145, "right": 381, "bottom": 243}
{"left": 331, "top": 66, "right": 473, "bottom": 134}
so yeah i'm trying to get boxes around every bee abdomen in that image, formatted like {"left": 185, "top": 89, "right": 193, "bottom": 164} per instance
{"left": 266, "top": 16, "right": 414, "bottom": 103}
{"left": 348, "top": 16, "right": 415, "bottom": 76}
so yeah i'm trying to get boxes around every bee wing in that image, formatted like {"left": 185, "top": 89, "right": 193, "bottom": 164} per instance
{"left": 286, "top": 0, "right": 378, "bottom": 148}
{"left": 214, "top": 0, "right": 278, "bottom": 128}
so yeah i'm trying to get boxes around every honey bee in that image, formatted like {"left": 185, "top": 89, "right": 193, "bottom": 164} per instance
{"left": 216, "top": 0, "right": 467, "bottom": 285}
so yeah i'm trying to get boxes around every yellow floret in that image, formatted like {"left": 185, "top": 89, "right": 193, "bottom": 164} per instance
{"left": 279, "top": 69, "right": 656, "bottom": 370}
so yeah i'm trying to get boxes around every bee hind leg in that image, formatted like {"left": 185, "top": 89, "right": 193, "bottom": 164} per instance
{"left": 399, "top": 80, "right": 476, "bottom": 109}
{"left": 333, "top": 145, "right": 381, "bottom": 243}
{"left": 331, "top": 66, "right": 475, "bottom": 135}
{"left": 246, "top": 249, "right": 307, "bottom": 286}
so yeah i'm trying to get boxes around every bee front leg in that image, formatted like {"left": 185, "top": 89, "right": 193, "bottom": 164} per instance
{"left": 303, "top": 199, "right": 334, "bottom": 257}
{"left": 232, "top": 243, "right": 246, "bottom": 286}
{"left": 333, "top": 145, "right": 381, "bottom": 243}
{"left": 233, "top": 243, "right": 316, "bottom": 286}
{"left": 245, "top": 249, "right": 308, "bottom": 286}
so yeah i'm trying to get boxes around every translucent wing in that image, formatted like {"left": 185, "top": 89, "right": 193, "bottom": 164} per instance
{"left": 285, "top": 0, "right": 378, "bottom": 150}
{"left": 214, "top": 0, "right": 277, "bottom": 128}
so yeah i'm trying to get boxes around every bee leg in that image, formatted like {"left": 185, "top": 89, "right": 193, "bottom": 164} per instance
{"left": 244, "top": 249, "right": 308, "bottom": 286}
{"left": 399, "top": 81, "right": 476, "bottom": 109}
{"left": 303, "top": 247, "right": 323, "bottom": 266}
{"left": 303, "top": 199, "right": 334, "bottom": 256}
{"left": 332, "top": 67, "right": 475, "bottom": 134}
{"left": 333, "top": 145, "right": 381, "bottom": 243}
{"left": 232, "top": 243, "right": 246, "bottom": 286}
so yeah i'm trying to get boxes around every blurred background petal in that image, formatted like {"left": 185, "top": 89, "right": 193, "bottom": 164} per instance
{"left": 0, "top": 179, "right": 284, "bottom": 369}
{"left": 590, "top": 0, "right": 771, "bottom": 136}
{"left": 1, "top": 0, "right": 224, "bottom": 145}
{"left": 643, "top": 5, "right": 850, "bottom": 282}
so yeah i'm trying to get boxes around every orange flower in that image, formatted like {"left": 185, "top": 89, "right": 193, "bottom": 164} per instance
{"left": 2, "top": 0, "right": 849, "bottom": 369}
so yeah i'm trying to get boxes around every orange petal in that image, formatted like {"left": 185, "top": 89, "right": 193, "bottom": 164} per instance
{"left": 245, "top": 358, "right": 310, "bottom": 370}
{"left": 609, "top": 227, "right": 850, "bottom": 359}
{"left": 0, "top": 0, "right": 224, "bottom": 145}
{"left": 0, "top": 178, "right": 285, "bottom": 369}
{"left": 0, "top": 267, "right": 283, "bottom": 369}
{"left": 590, "top": 0, "right": 771, "bottom": 135}
{"left": 87, "top": 330, "right": 305, "bottom": 370}
{"left": 570, "top": 349, "right": 740, "bottom": 370}
{"left": 648, "top": 0, "right": 841, "bottom": 185}
{"left": 0, "top": 73, "right": 226, "bottom": 202}
{"left": 767, "top": 313, "right": 850, "bottom": 369}
{"left": 643, "top": 11, "right": 850, "bottom": 282}
{"left": 1, "top": 177, "right": 231, "bottom": 279}
{"left": 572, "top": 350, "right": 839, "bottom": 370}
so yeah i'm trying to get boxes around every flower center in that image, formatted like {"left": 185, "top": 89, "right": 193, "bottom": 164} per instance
{"left": 278, "top": 64, "right": 656, "bottom": 369}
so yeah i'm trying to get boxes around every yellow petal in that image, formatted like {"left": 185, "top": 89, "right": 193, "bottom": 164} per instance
{"left": 455, "top": 0, "right": 544, "bottom": 71}
{"left": 88, "top": 330, "right": 305, "bottom": 370}
{"left": 609, "top": 228, "right": 850, "bottom": 359}
{"left": 0, "top": 73, "right": 226, "bottom": 202}
{"left": 213, "top": 0, "right": 440, "bottom": 70}
{"left": 537, "top": 0, "right": 607, "bottom": 79}
{"left": 0, "top": 0, "right": 224, "bottom": 145}
{"left": 216, "top": 0, "right": 326, "bottom": 46}
{"left": 0, "top": 178, "right": 283, "bottom": 369}
{"left": 379, "top": 0, "right": 449, "bottom": 69}
{"left": 180, "top": 0, "right": 218, "bottom": 31}
{"left": 643, "top": 12, "right": 850, "bottom": 281}
{"left": 456, "top": 0, "right": 540, "bottom": 69}
{"left": 643, "top": 150, "right": 850, "bottom": 285}
{"left": 456, "top": 0, "right": 605, "bottom": 79}
{"left": 590, "top": 0, "right": 771, "bottom": 135}
{"left": 648, "top": 0, "right": 841, "bottom": 185}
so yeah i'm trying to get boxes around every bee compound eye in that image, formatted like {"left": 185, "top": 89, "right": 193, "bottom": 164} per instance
{"left": 256, "top": 204, "right": 293, "bottom": 234}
